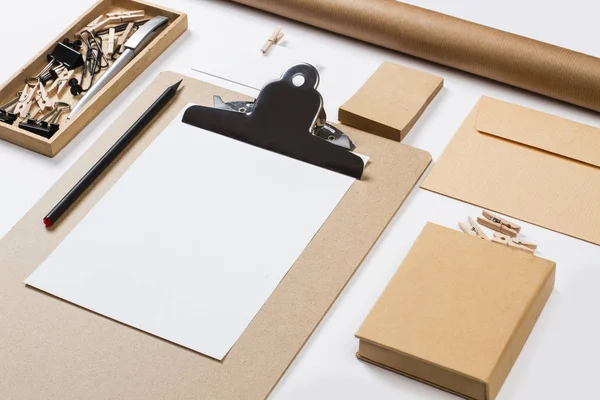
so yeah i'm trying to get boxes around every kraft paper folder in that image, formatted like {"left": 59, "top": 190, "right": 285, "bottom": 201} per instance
{"left": 422, "top": 96, "right": 600, "bottom": 246}
{"left": 228, "top": 0, "right": 600, "bottom": 112}
{"left": 0, "top": 71, "right": 431, "bottom": 399}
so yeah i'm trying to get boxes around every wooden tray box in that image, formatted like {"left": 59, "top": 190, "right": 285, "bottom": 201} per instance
{"left": 0, "top": 0, "right": 187, "bottom": 156}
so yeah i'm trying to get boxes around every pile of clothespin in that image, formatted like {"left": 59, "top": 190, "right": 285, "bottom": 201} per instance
{"left": 0, "top": 10, "right": 147, "bottom": 138}
{"left": 81, "top": 10, "right": 147, "bottom": 57}
{"left": 459, "top": 210, "right": 537, "bottom": 253}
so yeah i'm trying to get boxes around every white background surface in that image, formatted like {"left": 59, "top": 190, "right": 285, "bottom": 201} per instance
{"left": 1, "top": 0, "right": 599, "bottom": 399}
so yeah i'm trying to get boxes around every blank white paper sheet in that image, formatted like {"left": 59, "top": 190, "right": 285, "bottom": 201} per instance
{"left": 25, "top": 107, "right": 355, "bottom": 360}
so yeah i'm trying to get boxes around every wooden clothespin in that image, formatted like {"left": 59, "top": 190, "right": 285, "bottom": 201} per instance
{"left": 116, "top": 22, "right": 135, "bottom": 54}
{"left": 107, "top": 27, "right": 116, "bottom": 56}
{"left": 458, "top": 217, "right": 489, "bottom": 240}
{"left": 106, "top": 10, "right": 145, "bottom": 22}
{"left": 80, "top": 14, "right": 105, "bottom": 35}
{"left": 80, "top": 10, "right": 145, "bottom": 35}
{"left": 261, "top": 28, "right": 285, "bottom": 54}
{"left": 491, "top": 233, "right": 537, "bottom": 253}
{"left": 102, "top": 35, "right": 109, "bottom": 58}
{"left": 35, "top": 84, "right": 53, "bottom": 111}
{"left": 477, "top": 210, "right": 520, "bottom": 238}
{"left": 47, "top": 69, "right": 74, "bottom": 97}
{"left": 13, "top": 83, "right": 38, "bottom": 118}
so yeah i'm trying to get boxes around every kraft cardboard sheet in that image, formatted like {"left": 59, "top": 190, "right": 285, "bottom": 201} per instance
{"left": 0, "top": 71, "right": 431, "bottom": 399}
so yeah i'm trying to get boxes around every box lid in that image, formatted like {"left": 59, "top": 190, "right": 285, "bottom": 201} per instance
{"left": 356, "top": 223, "right": 555, "bottom": 400}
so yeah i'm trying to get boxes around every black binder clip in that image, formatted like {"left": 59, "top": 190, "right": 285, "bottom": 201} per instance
{"left": 48, "top": 42, "right": 84, "bottom": 70}
{"left": 183, "top": 64, "right": 365, "bottom": 179}
{"left": 18, "top": 102, "right": 70, "bottom": 139}
{"left": 0, "top": 91, "right": 22, "bottom": 125}
{"left": 0, "top": 110, "right": 18, "bottom": 126}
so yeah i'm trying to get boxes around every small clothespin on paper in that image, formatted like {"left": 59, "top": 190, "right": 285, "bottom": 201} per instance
{"left": 491, "top": 233, "right": 537, "bottom": 253}
{"left": 477, "top": 210, "right": 520, "bottom": 238}
{"left": 261, "top": 28, "right": 285, "bottom": 54}
{"left": 458, "top": 217, "right": 489, "bottom": 240}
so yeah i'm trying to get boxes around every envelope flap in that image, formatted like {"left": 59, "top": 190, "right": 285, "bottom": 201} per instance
{"left": 476, "top": 96, "right": 600, "bottom": 168}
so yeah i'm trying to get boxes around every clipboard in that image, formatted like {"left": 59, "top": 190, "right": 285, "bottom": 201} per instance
{"left": 0, "top": 71, "right": 431, "bottom": 399}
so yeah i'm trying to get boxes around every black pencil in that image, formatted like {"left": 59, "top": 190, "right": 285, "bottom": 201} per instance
{"left": 43, "top": 79, "right": 183, "bottom": 228}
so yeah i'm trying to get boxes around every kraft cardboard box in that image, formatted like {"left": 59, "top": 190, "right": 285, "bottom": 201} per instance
{"left": 338, "top": 61, "right": 443, "bottom": 141}
{"left": 356, "top": 223, "right": 555, "bottom": 400}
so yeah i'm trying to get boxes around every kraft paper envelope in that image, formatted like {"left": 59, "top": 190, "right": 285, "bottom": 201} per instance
{"left": 422, "top": 96, "right": 600, "bottom": 246}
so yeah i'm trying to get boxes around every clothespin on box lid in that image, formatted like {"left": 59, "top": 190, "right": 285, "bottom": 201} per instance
{"left": 477, "top": 210, "right": 520, "bottom": 238}
{"left": 492, "top": 233, "right": 536, "bottom": 253}
{"left": 458, "top": 217, "right": 489, "bottom": 240}
{"left": 261, "top": 28, "right": 285, "bottom": 54}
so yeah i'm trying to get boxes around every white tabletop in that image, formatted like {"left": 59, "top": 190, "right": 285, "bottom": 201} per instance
{"left": 1, "top": 1, "right": 599, "bottom": 399}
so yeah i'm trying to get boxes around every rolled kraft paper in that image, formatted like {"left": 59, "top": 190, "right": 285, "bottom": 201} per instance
{"left": 229, "top": 0, "right": 600, "bottom": 112}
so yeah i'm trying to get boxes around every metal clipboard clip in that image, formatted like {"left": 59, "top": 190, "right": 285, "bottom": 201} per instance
{"left": 182, "top": 64, "right": 365, "bottom": 179}
{"left": 212, "top": 96, "right": 356, "bottom": 151}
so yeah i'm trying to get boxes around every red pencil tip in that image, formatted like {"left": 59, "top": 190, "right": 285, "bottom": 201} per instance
{"left": 43, "top": 218, "right": 53, "bottom": 228}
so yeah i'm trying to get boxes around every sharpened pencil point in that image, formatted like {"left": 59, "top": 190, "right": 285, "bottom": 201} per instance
{"left": 172, "top": 79, "right": 183, "bottom": 91}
